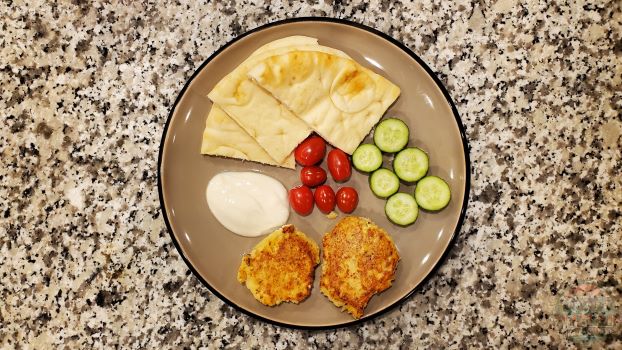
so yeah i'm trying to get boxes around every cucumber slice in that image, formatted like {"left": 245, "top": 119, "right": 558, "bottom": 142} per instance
{"left": 373, "top": 118, "right": 409, "bottom": 153}
{"left": 385, "top": 193, "right": 419, "bottom": 225}
{"left": 393, "top": 147, "right": 429, "bottom": 182}
{"left": 352, "top": 144, "right": 383, "bottom": 172}
{"left": 414, "top": 176, "right": 451, "bottom": 211}
{"left": 369, "top": 168, "right": 400, "bottom": 198}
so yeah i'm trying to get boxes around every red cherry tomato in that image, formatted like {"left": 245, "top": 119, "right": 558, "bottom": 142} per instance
{"left": 289, "top": 185, "right": 314, "bottom": 216}
{"left": 336, "top": 187, "right": 358, "bottom": 213}
{"left": 300, "top": 166, "right": 327, "bottom": 187}
{"left": 327, "top": 149, "right": 352, "bottom": 182}
{"left": 294, "top": 135, "right": 326, "bottom": 166}
{"left": 314, "top": 185, "right": 336, "bottom": 214}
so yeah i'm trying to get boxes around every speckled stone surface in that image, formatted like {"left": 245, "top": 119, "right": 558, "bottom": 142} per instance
{"left": 1, "top": 0, "right": 621, "bottom": 348}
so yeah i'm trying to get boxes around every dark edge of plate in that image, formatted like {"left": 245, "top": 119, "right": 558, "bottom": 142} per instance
{"left": 157, "top": 17, "right": 471, "bottom": 330}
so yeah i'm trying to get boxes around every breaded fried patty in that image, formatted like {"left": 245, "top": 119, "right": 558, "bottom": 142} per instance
{"left": 237, "top": 224, "right": 320, "bottom": 306}
{"left": 320, "top": 216, "right": 399, "bottom": 319}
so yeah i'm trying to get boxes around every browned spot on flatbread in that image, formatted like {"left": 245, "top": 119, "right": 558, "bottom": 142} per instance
{"left": 262, "top": 52, "right": 315, "bottom": 86}
{"left": 233, "top": 81, "right": 247, "bottom": 102}
{"left": 334, "top": 68, "right": 373, "bottom": 97}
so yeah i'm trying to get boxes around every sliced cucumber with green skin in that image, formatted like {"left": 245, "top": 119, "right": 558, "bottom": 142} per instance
{"left": 373, "top": 118, "right": 409, "bottom": 153}
{"left": 352, "top": 144, "right": 383, "bottom": 172}
{"left": 415, "top": 176, "right": 451, "bottom": 211}
{"left": 385, "top": 193, "right": 419, "bottom": 225}
{"left": 393, "top": 147, "right": 429, "bottom": 182}
{"left": 369, "top": 168, "right": 400, "bottom": 198}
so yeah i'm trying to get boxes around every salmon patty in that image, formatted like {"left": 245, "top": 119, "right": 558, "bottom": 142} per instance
{"left": 320, "top": 216, "right": 399, "bottom": 318}
{"left": 237, "top": 224, "right": 320, "bottom": 306}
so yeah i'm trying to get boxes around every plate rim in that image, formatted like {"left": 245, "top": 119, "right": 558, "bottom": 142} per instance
{"left": 157, "top": 16, "right": 471, "bottom": 330}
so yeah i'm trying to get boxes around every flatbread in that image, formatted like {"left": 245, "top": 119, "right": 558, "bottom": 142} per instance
{"left": 247, "top": 51, "right": 400, "bottom": 154}
{"left": 250, "top": 42, "right": 351, "bottom": 61}
{"left": 208, "top": 48, "right": 313, "bottom": 163}
{"left": 200, "top": 105, "right": 295, "bottom": 169}
{"left": 247, "top": 36, "right": 319, "bottom": 58}
{"left": 200, "top": 37, "right": 350, "bottom": 168}
{"left": 207, "top": 38, "right": 351, "bottom": 163}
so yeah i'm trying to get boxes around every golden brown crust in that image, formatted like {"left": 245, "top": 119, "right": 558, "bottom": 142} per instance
{"left": 320, "top": 216, "right": 399, "bottom": 319}
{"left": 237, "top": 225, "right": 320, "bottom": 306}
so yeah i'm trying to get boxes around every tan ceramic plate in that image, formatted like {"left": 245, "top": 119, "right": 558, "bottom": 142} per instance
{"left": 158, "top": 18, "right": 470, "bottom": 329}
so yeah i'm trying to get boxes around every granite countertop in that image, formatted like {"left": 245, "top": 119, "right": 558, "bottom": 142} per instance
{"left": 2, "top": 0, "right": 621, "bottom": 348}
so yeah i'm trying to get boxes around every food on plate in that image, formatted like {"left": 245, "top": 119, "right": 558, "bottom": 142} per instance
{"left": 369, "top": 168, "right": 400, "bottom": 198}
{"left": 295, "top": 135, "right": 326, "bottom": 166}
{"left": 289, "top": 185, "right": 314, "bottom": 216}
{"left": 335, "top": 187, "right": 358, "bottom": 213}
{"left": 314, "top": 185, "right": 336, "bottom": 214}
{"left": 247, "top": 51, "right": 400, "bottom": 155}
{"left": 414, "top": 176, "right": 451, "bottom": 211}
{"left": 250, "top": 37, "right": 351, "bottom": 62}
{"left": 351, "top": 117, "right": 450, "bottom": 225}
{"left": 300, "top": 166, "right": 327, "bottom": 187}
{"left": 200, "top": 105, "right": 295, "bottom": 169}
{"left": 385, "top": 193, "right": 419, "bottom": 225}
{"left": 208, "top": 83, "right": 311, "bottom": 163}
{"left": 202, "top": 36, "right": 400, "bottom": 177}
{"left": 247, "top": 35, "right": 319, "bottom": 56}
{"left": 205, "top": 37, "right": 353, "bottom": 164}
{"left": 238, "top": 224, "right": 320, "bottom": 306}
{"left": 352, "top": 144, "right": 383, "bottom": 172}
{"left": 206, "top": 172, "right": 289, "bottom": 237}
{"left": 320, "top": 216, "right": 399, "bottom": 319}
{"left": 207, "top": 48, "right": 313, "bottom": 164}
{"left": 373, "top": 118, "right": 409, "bottom": 153}
{"left": 289, "top": 134, "right": 357, "bottom": 216}
{"left": 327, "top": 149, "right": 352, "bottom": 182}
{"left": 393, "top": 147, "right": 429, "bottom": 182}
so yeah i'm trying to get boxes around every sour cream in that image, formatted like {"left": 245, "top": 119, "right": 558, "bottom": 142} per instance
{"left": 206, "top": 171, "right": 289, "bottom": 237}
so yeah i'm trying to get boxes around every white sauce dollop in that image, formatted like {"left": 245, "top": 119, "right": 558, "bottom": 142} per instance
{"left": 206, "top": 171, "right": 289, "bottom": 237}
